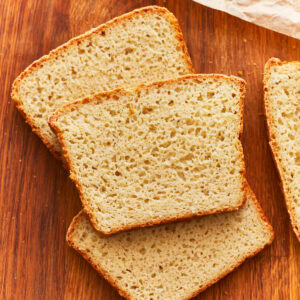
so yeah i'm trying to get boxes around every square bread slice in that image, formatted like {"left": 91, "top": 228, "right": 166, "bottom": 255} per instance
{"left": 264, "top": 58, "right": 300, "bottom": 240}
{"left": 50, "top": 74, "right": 246, "bottom": 234}
{"left": 67, "top": 184, "right": 274, "bottom": 300}
{"left": 11, "top": 6, "right": 194, "bottom": 161}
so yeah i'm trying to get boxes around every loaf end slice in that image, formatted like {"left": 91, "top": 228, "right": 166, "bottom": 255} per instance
{"left": 11, "top": 6, "right": 194, "bottom": 161}
{"left": 264, "top": 58, "right": 300, "bottom": 241}
{"left": 50, "top": 74, "right": 246, "bottom": 234}
{"left": 67, "top": 183, "right": 274, "bottom": 300}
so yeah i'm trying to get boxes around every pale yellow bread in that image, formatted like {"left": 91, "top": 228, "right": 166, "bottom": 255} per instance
{"left": 50, "top": 74, "right": 246, "bottom": 234}
{"left": 11, "top": 6, "right": 194, "bottom": 161}
{"left": 67, "top": 184, "right": 274, "bottom": 300}
{"left": 264, "top": 58, "right": 300, "bottom": 241}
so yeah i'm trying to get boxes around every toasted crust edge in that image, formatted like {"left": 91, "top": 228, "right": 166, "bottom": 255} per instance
{"left": 66, "top": 182, "right": 274, "bottom": 300}
{"left": 50, "top": 73, "right": 247, "bottom": 235}
{"left": 263, "top": 57, "right": 300, "bottom": 241}
{"left": 10, "top": 5, "right": 194, "bottom": 162}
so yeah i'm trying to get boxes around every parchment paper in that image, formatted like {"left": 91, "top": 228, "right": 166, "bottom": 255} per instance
{"left": 193, "top": 0, "right": 300, "bottom": 39}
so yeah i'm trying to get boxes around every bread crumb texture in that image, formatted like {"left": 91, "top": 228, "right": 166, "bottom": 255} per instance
{"left": 13, "top": 7, "right": 192, "bottom": 156}
{"left": 265, "top": 59, "right": 300, "bottom": 237}
{"left": 52, "top": 75, "right": 245, "bottom": 234}
{"left": 67, "top": 187, "right": 273, "bottom": 300}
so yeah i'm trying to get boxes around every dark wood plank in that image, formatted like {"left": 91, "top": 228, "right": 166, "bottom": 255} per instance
{"left": 0, "top": 0, "right": 299, "bottom": 299}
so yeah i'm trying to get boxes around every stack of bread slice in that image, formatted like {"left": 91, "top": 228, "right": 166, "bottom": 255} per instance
{"left": 12, "top": 6, "right": 276, "bottom": 299}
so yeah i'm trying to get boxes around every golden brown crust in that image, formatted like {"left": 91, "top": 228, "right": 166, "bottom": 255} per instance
{"left": 50, "top": 73, "right": 247, "bottom": 235}
{"left": 85, "top": 198, "right": 246, "bottom": 236}
{"left": 66, "top": 182, "right": 274, "bottom": 300}
{"left": 263, "top": 57, "right": 300, "bottom": 241}
{"left": 50, "top": 74, "right": 245, "bottom": 118}
{"left": 10, "top": 5, "right": 194, "bottom": 163}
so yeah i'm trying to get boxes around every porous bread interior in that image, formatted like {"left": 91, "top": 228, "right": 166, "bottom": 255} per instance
{"left": 15, "top": 8, "right": 192, "bottom": 155}
{"left": 52, "top": 75, "right": 245, "bottom": 234}
{"left": 265, "top": 61, "right": 300, "bottom": 233}
{"left": 68, "top": 187, "right": 273, "bottom": 300}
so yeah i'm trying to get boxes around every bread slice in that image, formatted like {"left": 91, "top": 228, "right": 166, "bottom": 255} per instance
{"left": 264, "top": 58, "right": 300, "bottom": 240}
{"left": 67, "top": 183, "right": 274, "bottom": 300}
{"left": 50, "top": 74, "right": 246, "bottom": 234}
{"left": 11, "top": 6, "right": 194, "bottom": 161}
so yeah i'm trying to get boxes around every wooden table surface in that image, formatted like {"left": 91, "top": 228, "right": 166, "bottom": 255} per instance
{"left": 0, "top": 0, "right": 299, "bottom": 299}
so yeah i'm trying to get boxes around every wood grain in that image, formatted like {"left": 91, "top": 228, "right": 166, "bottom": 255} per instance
{"left": 0, "top": 0, "right": 299, "bottom": 299}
